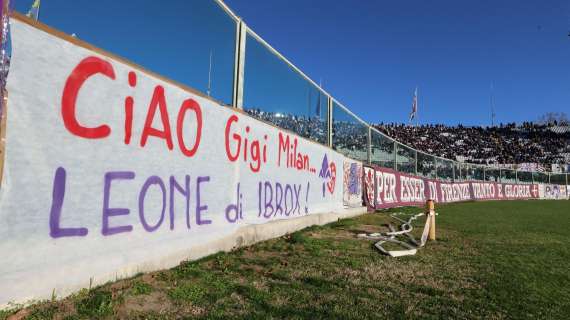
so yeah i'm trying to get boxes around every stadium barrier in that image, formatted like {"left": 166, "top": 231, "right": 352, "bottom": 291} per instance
{"left": 363, "top": 164, "right": 540, "bottom": 211}
{"left": 538, "top": 184, "right": 569, "bottom": 200}
{"left": 0, "top": 1, "right": 568, "bottom": 307}
{"left": 0, "top": 15, "right": 367, "bottom": 307}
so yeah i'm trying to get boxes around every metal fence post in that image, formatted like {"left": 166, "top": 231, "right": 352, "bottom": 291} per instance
{"left": 456, "top": 163, "right": 460, "bottom": 181}
{"left": 415, "top": 150, "right": 418, "bottom": 176}
{"left": 393, "top": 142, "right": 397, "bottom": 171}
{"left": 232, "top": 20, "right": 247, "bottom": 109}
{"left": 327, "top": 96, "right": 333, "bottom": 148}
{"left": 367, "top": 127, "right": 371, "bottom": 164}
{"left": 452, "top": 163, "right": 456, "bottom": 181}
{"left": 434, "top": 157, "right": 438, "bottom": 180}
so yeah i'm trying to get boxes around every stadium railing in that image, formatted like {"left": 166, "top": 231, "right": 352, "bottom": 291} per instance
{"left": 223, "top": 0, "right": 564, "bottom": 186}
{"left": 8, "top": 0, "right": 566, "bottom": 187}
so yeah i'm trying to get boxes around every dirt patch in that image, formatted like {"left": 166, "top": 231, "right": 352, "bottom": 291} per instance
{"left": 6, "top": 309, "right": 29, "bottom": 320}
{"left": 116, "top": 291, "right": 174, "bottom": 317}
{"left": 52, "top": 300, "right": 76, "bottom": 320}
{"left": 109, "top": 280, "right": 130, "bottom": 292}
{"left": 309, "top": 228, "right": 356, "bottom": 240}
{"left": 352, "top": 224, "right": 386, "bottom": 234}
{"left": 179, "top": 304, "right": 206, "bottom": 317}
{"left": 241, "top": 248, "right": 283, "bottom": 260}
{"left": 239, "top": 263, "right": 265, "bottom": 274}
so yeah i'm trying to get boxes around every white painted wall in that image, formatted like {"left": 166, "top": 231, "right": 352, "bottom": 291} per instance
{"left": 0, "top": 19, "right": 364, "bottom": 307}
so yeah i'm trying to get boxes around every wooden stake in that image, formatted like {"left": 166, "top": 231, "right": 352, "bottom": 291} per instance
{"left": 426, "top": 200, "right": 436, "bottom": 241}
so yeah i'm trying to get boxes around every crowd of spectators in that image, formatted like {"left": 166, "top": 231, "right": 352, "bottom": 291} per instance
{"left": 375, "top": 122, "right": 570, "bottom": 166}
{"left": 246, "top": 109, "right": 328, "bottom": 145}
{"left": 246, "top": 108, "right": 368, "bottom": 159}
{"left": 244, "top": 108, "right": 569, "bottom": 168}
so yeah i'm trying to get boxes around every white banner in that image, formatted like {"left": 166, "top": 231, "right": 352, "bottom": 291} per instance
{"left": 0, "top": 18, "right": 358, "bottom": 306}
{"left": 538, "top": 184, "right": 568, "bottom": 200}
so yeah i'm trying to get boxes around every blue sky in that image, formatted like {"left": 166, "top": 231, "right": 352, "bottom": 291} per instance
{"left": 14, "top": 0, "right": 570, "bottom": 125}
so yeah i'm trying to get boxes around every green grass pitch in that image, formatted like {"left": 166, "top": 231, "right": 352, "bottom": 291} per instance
{"left": 2, "top": 200, "right": 569, "bottom": 319}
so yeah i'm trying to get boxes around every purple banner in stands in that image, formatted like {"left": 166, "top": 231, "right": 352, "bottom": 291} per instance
{"left": 363, "top": 165, "right": 539, "bottom": 210}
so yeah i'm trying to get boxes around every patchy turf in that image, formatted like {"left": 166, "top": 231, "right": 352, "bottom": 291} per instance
{"left": 2, "top": 200, "right": 569, "bottom": 319}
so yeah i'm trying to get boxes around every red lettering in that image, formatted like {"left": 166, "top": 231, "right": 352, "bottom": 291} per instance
{"left": 263, "top": 135, "right": 268, "bottom": 162}
{"left": 250, "top": 140, "right": 260, "bottom": 172}
{"left": 62, "top": 59, "right": 204, "bottom": 157}
{"left": 176, "top": 99, "right": 202, "bottom": 157}
{"left": 278, "top": 132, "right": 311, "bottom": 172}
{"left": 303, "top": 155, "right": 309, "bottom": 170}
{"left": 225, "top": 115, "right": 267, "bottom": 172}
{"left": 124, "top": 97, "right": 133, "bottom": 144}
{"left": 61, "top": 56, "right": 115, "bottom": 139}
{"left": 140, "top": 86, "right": 174, "bottom": 150}
{"left": 124, "top": 71, "right": 137, "bottom": 145}
{"left": 244, "top": 126, "right": 250, "bottom": 162}
{"left": 278, "top": 133, "right": 290, "bottom": 166}
{"left": 225, "top": 115, "right": 240, "bottom": 162}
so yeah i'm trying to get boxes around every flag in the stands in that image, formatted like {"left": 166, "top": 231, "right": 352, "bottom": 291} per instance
{"left": 409, "top": 87, "right": 418, "bottom": 122}
{"left": 26, "top": 0, "right": 40, "bottom": 21}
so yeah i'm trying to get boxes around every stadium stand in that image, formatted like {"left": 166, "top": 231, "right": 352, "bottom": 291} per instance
{"left": 375, "top": 122, "right": 570, "bottom": 167}
{"left": 245, "top": 108, "right": 568, "bottom": 172}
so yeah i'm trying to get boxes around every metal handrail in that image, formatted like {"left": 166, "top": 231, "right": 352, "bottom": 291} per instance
{"left": 215, "top": 0, "right": 568, "bottom": 185}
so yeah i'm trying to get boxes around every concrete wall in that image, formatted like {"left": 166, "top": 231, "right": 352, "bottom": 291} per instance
{"left": 0, "top": 17, "right": 365, "bottom": 307}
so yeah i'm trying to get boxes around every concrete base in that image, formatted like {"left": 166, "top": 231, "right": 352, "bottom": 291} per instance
{"left": 132, "top": 206, "right": 368, "bottom": 274}
{"left": 4, "top": 207, "right": 367, "bottom": 309}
